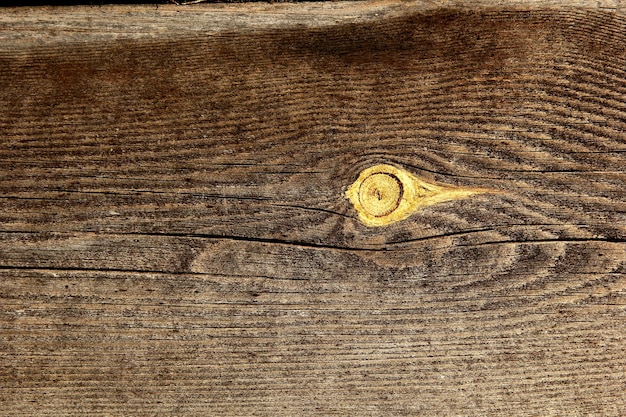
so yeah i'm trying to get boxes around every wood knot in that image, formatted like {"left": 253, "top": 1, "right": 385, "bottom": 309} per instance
{"left": 359, "top": 172, "right": 403, "bottom": 217}
{"left": 345, "top": 164, "right": 491, "bottom": 227}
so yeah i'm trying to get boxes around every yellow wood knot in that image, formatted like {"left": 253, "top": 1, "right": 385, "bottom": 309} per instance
{"left": 345, "top": 164, "right": 489, "bottom": 227}
{"left": 358, "top": 172, "right": 403, "bottom": 217}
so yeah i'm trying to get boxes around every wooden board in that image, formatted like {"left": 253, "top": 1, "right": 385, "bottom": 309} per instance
{"left": 1, "top": 1, "right": 625, "bottom": 415}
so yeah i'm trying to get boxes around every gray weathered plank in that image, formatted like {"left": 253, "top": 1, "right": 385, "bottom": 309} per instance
{"left": 1, "top": 1, "right": 625, "bottom": 415}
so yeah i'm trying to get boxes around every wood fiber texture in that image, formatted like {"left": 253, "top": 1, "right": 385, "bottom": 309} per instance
{"left": 1, "top": 2, "right": 625, "bottom": 416}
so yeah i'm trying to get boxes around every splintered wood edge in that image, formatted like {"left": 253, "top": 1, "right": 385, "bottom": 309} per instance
{"left": 0, "top": 0, "right": 621, "bottom": 48}
{"left": 346, "top": 164, "right": 493, "bottom": 227}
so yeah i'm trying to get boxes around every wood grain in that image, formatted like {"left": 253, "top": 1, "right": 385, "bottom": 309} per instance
{"left": 1, "top": 1, "right": 625, "bottom": 415}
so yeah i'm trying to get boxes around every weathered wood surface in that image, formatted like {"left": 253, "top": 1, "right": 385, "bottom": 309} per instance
{"left": 1, "top": 1, "right": 625, "bottom": 415}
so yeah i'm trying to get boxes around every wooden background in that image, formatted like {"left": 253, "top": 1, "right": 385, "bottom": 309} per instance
{"left": 1, "top": 1, "right": 625, "bottom": 415}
